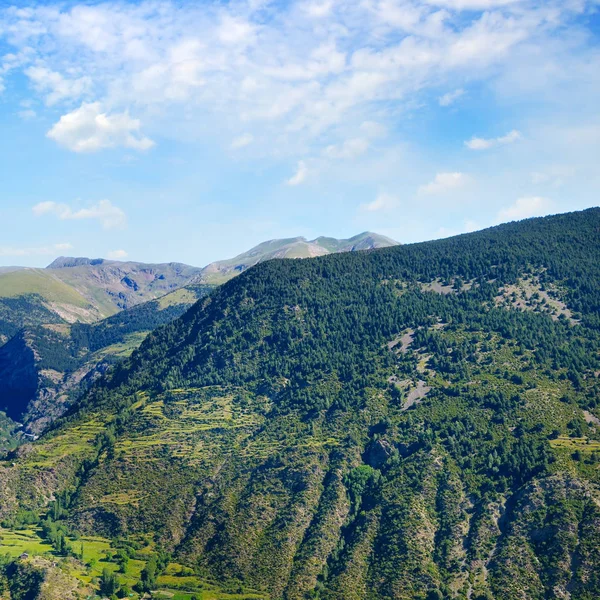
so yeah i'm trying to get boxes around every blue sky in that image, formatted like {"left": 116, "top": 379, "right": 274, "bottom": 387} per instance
{"left": 0, "top": 0, "right": 599, "bottom": 267}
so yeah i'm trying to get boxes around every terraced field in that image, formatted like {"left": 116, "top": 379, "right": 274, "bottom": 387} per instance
{"left": 21, "top": 418, "right": 107, "bottom": 470}
{"left": 0, "top": 527, "right": 267, "bottom": 599}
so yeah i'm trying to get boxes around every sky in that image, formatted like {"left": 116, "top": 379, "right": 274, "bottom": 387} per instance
{"left": 0, "top": 0, "right": 599, "bottom": 267}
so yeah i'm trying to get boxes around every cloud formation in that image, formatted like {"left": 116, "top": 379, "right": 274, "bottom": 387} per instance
{"left": 530, "top": 166, "right": 576, "bottom": 187}
{"left": 360, "top": 192, "right": 399, "bottom": 212}
{"left": 287, "top": 161, "right": 309, "bottom": 186}
{"left": 0, "top": 243, "right": 73, "bottom": 257}
{"left": 439, "top": 88, "right": 465, "bottom": 106}
{"left": 25, "top": 65, "right": 91, "bottom": 106}
{"left": 419, "top": 172, "right": 469, "bottom": 194}
{"left": 47, "top": 102, "right": 154, "bottom": 152}
{"left": 32, "top": 200, "right": 127, "bottom": 229}
{"left": 465, "top": 130, "right": 522, "bottom": 150}
{"left": 231, "top": 133, "right": 254, "bottom": 149}
{"left": 497, "top": 196, "right": 554, "bottom": 222}
{"left": 0, "top": 0, "right": 593, "bottom": 159}
{"left": 426, "top": 0, "right": 522, "bottom": 8}
{"left": 324, "top": 138, "right": 370, "bottom": 160}
{"left": 107, "top": 249, "right": 128, "bottom": 260}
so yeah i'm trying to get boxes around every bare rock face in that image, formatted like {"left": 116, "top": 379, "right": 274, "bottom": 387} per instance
{"left": 365, "top": 439, "right": 396, "bottom": 468}
{"left": 46, "top": 258, "right": 203, "bottom": 314}
{"left": 200, "top": 232, "right": 400, "bottom": 284}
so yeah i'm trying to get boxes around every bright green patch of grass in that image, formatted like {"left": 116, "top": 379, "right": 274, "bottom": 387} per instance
{"left": 0, "top": 527, "right": 54, "bottom": 557}
{"left": 550, "top": 436, "right": 600, "bottom": 452}
{"left": 91, "top": 331, "right": 149, "bottom": 359}
{"left": 0, "top": 270, "right": 89, "bottom": 306}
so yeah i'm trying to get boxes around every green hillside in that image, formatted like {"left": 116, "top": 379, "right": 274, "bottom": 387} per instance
{"left": 0, "top": 270, "right": 101, "bottom": 343}
{"left": 0, "top": 232, "right": 398, "bottom": 433}
{"left": 0, "top": 270, "right": 89, "bottom": 305}
{"left": 1, "top": 209, "right": 600, "bottom": 599}
{"left": 0, "top": 233, "right": 396, "bottom": 344}
{"left": 0, "top": 284, "right": 214, "bottom": 432}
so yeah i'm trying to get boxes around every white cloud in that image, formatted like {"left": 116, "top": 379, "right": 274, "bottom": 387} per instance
{"left": 324, "top": 138, "right": 370, "bottom": 159}
{"left": 128, "top": 39, "right": 206, "bottom": 103}
{"left": 286, "top": 161, "right": 309, "bottom": 186}
{"left": 465, "top": 129, "right": 522, "bottom": 150}
{"left": 360, "top": 192, "right": 399, "bottom": 212}
{"left": 25, "top": 65, "right": 91, "bottom": 106}
{"left": 32, "top": 199, "right": 127, "bottom": 229}
{"left": 425, "top": 0, "right": 522, "bottom": 9}
{"left": 18, "top": 109, "right": 36, "bottom": 120}
{"left": 360, "top": 121, "right": 387, "bottom": 138}
{"left": 231, "top": 133, "right": 254, "bottom": 149}
{"left": 497, "top": 196, "right": 554, "bottom": 222}
{"left": 439, "top": 88, "right": 465, "bottom": 106}
{"left": 304, "top": 0, "right": 334, "bottom": 18}
{"left": 531, "top": 166, "right": 576, "bottom": 187}
{"left": 466, "top": 137, "right": 494, "bottom": 150}
{"left": 47, "top": 102, "right": 154, "bottom": 153}
{"left": 107, "top": 249, "right": 128, "bottom": 260}
{"left": 419, "top": 172, "right": 469, "bottom": 194}
{"left": 0, "top": 0, "right": 595, "bottom": 167}
{"left": 0, "top": 242, "right": 73, "bottom": 257}
{"left": 261, "top": 43, "right": 346, "bottom": 82}
{"left": 497, "top": 130, "right": 522, "bottom": 144}
{"left": 217, "top": 15, "right": 256, "bottom": 45}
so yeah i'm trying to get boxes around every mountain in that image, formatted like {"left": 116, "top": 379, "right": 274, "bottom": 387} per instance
{"left": 0, "top": 233, "right": 398, "bottom": 343}
{"left": 0, "top": 260, "right": 203, "bottom": 345}
{"left": 0, "top": 233, "right": 396, "bottom": 434}
{"left": 1, "top": 209, "right": 599, "bottom": 599}
{"left": 45, "top": 257, "right": 106, "bottom": 268}
{"left": 45, "top": 258, "right": 203, "bottom": 314}
{"left": 0, "top": 283, "right": 213, "bottom": 433}
{"left": 0, "top": 269, "right": 97, "bottom": 345}
{"left": 0, "top": 267, "right": 25, "bottom": 275}
{"left": 199, "top": 232, "right": 399, "bottom": 284}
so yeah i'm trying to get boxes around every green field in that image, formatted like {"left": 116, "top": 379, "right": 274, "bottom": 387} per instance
{"left": 0, "top": 527, "right": 267, "bottom": 599}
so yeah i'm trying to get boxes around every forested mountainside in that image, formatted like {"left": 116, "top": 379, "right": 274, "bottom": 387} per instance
{"left": 0, "top": 233, "right": 397, "bottom": 345}
{"left": 0, "top": 285, "right": 213, "bottom": 433}
{"left": 1, "top": 209, "right": 600, "bottom": 600}
{"left": 0, "top": 232, "right": 394, "bottom": 444}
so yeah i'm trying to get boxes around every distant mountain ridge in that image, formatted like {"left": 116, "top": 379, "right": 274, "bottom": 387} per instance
{"left": 0, "top": 231, "right": 398, "bottom": 342}
{"left": 200, "top": 231, "right": 399, "bottom": 283}
{"left": 0, "top": 261, "right": 203, "bottom": 344}
{"left": 46, "top": 257, "right": 107, "bottom": 269}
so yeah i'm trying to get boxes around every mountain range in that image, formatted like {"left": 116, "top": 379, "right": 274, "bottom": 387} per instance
{"left": 0, "top": 232, "right": 398, "bottom": 436}
{"left": 0, "top": 232, "right": 397, "bottom": 342}
{"left": 0, "top": 261, "right": 203, "bottom": 346}
{"left": 0, "top": 210, "right": 599, "bottom": 599}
